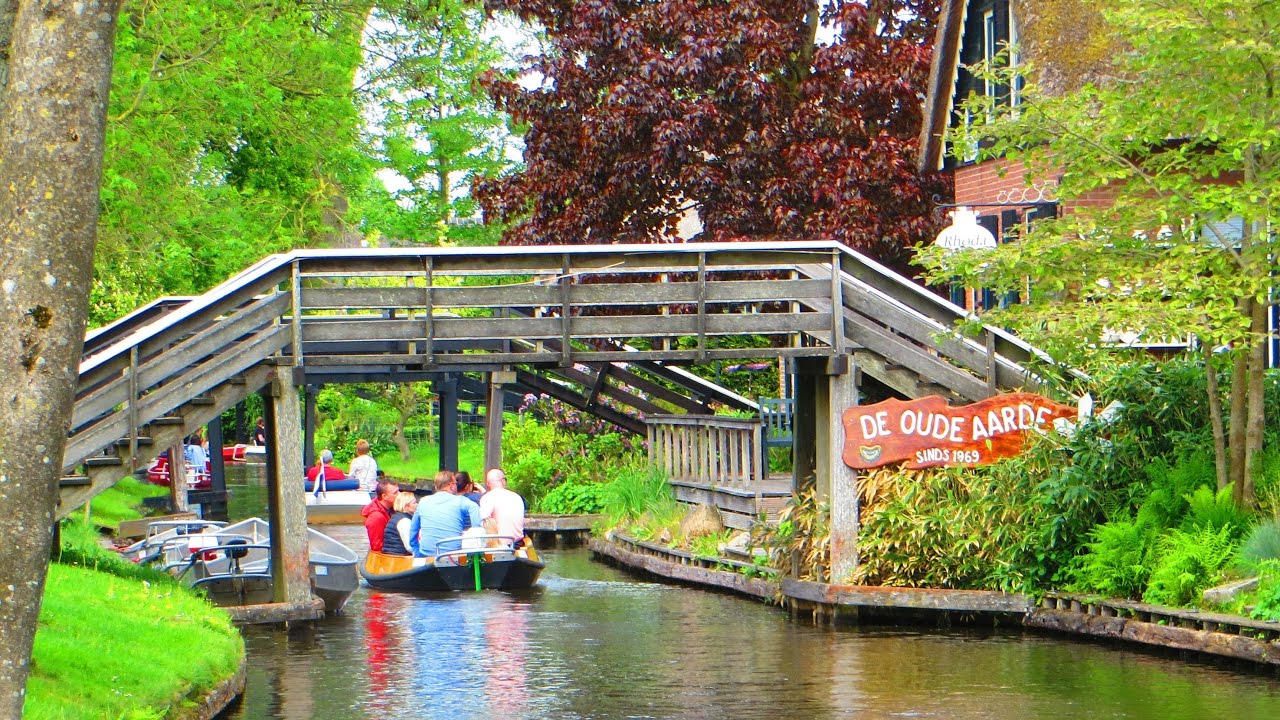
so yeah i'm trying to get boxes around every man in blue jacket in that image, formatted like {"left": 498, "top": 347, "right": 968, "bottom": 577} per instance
{"left": 410, "top": 471, "right": 480, "bottom": 558}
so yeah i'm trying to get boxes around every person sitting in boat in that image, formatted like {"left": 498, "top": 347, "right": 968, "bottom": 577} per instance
{"left": 480, "top": 468, "right": 526, "bottom": 547}
{"left": 362, "top": 479, "right": 399, "bottom": 552}
{"left": 409, "top": 471, "right": 481, "bottom": 558}
{"left": 381, "top": 491, "right": 418, "bottom": 556}
{"left": 183, "top": 432, "right": 209, "bottom": 480}
{"left": 252, "top": 417, "right": 266, "bottom": 446}
{"left": 307, "top": 449, "right": 346, "bottom": 493}
{"left": 348, "top": 439, "right": 379, "bottom": 494}
{"left": 456, "top": 471, "right": 483, "bottom": 504}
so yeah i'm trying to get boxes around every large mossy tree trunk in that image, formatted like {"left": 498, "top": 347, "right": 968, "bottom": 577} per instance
{"left": 0, "top": 1, "right": 121, "bottom": 714}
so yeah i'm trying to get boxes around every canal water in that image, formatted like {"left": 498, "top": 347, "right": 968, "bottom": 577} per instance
{"left": 220, "top": 468, "right": 1280, "bottom": 720}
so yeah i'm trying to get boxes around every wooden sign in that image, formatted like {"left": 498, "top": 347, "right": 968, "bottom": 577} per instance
{"left": 842, "top": 393, "right": 1076, "bottom": 470}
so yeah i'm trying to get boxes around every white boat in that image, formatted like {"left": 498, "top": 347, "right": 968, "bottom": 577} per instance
{"left": 305, "top": 489, "right": 372, "bottom": 525}
{"left": 125, "top": 517, "right": 359, "bottom": 613}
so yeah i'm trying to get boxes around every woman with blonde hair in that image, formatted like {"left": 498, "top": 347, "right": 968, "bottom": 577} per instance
{"left": 381, "top": 490, "right": 418, "bottom": 556}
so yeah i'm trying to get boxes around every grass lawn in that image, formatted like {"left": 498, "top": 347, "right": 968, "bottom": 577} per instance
{"left": 26, "top": 565, "right": 243, "bottom": 720}
{"left": 85, "top": 477, "right": 167, "bottom": 530}
{"left": 375, "top": 437, "right": 487, "bottom": 485}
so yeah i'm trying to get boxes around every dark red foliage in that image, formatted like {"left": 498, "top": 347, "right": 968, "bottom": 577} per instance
{"left": 476, "top": 0, "right": 951, "bottom": 273}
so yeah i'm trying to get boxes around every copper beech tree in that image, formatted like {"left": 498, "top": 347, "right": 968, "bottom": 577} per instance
{"left": 0, "top": 1, "right": 122, "bottom": 714}
{"left": 476, "top": 0, "right": 949, "bottom": 272}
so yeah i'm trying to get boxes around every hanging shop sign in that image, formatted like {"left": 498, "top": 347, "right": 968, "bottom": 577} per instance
{"left": 841, "top": 393, "right": 1076, "bottom": 470}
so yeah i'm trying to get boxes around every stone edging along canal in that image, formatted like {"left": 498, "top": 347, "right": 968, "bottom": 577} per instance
{"left": 181, "top": 661, "right": 247, "bottom": 720}
{"left": 590, "top": 534, "right": 1280, "bottom": 667}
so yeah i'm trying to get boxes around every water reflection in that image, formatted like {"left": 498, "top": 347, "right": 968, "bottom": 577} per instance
{"left": 221, "top": 470, "right": 1280, "bottom": 720}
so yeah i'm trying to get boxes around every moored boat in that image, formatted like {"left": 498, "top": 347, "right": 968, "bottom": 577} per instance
{"left": 125, "top": 517, "right": 360, "bottom": 613}
{"left": 305, "top": 489, "right": 372, "bottom": 525}
{"left": 361, "top": 535, "right": 544, "bottom": 592}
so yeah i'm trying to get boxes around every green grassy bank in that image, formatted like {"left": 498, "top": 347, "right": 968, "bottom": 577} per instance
{"left": 24, "top": 490, "right": 244, "bottom": 719}
{"left": 374, "top": 437, "right": 487, "bottom": 483}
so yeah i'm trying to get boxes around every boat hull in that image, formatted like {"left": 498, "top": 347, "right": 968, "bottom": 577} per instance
{"left": 360, "top": 550, "right": 544, "bottom": 592}
{"left": 305, "top": 490, "right": 371, "bottom": 525}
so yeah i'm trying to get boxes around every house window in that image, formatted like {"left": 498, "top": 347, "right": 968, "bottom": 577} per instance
{"left": 953, "top": 1, "right": 1016, "bottom": 165}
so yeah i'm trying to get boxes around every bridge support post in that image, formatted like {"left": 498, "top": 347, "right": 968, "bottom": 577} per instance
{"left": 206, "top": 416, "right": 228, "bottom": 521}
{"left": 262, "top": 366, "right": 312, "bottom": 606}
{"left": 485, "top": 371, "right": 515, "bottom": 472}
{"left": 437, "top": 373, "right": 459, "bottom": 472}
{"left": 303, "top": 384, "right": 318, "bottom": 469}
{"left": 794, "top": 356, "right": 859, "bottom": 583}
{"left": 168, "top": 440, "right": 188, "bottom": 513}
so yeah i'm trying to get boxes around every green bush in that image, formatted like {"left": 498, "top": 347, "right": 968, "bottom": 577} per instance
{"left": 539, "top": 480, "right": 607, "bottom": 515}
{"left": 1143, "top": 525, "right": 1239, "bottom": 606}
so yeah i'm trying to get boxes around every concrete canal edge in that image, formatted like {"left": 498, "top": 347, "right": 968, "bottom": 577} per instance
{"left": 178, "top": 660, "right": 246, "bottom": 720}
{"left": 590, "top": 535, "right": 1280, "bottom": 667}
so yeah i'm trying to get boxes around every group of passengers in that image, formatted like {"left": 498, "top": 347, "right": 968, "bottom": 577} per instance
{"left": 306, "top": 439, "right": 381, "bottom": 493}
{"left": 362, "top": 468, "right": 526, "bottom": 559}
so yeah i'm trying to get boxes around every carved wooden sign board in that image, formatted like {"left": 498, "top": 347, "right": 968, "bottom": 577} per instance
{"left": 841, "top": 393, "right": 1076, "bottom": 470}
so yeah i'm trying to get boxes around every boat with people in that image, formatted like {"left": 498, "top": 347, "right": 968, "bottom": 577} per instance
{"left": 360, "top": 534, "right": 544, "bottom": 592}
{"left": 144, "top": 452, "right": 212, "bottom": 490}
{"left": 125, "top": 517, "right": 359, "bottom": 613}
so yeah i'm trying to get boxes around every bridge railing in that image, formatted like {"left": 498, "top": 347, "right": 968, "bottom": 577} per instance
{"left": 291, "top": 243, "right": 845, "bottom": 370}
{"left": 646, "top": 414, "right": 764, "bottom": 489}
{"left": 67, "top": 256, "right": 294, "bottom": 472}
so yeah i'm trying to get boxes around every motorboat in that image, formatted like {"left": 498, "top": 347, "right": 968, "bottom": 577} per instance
{"left": 360, "top": 535, "right": 544, "bottom": 592}
{"left": 125, "top": 517, "right": 359, "bottom": 613}
{"left": 305, "top": 489, "right": 372, "bottom": 525}
{"left": 144, "top": 452, "right": 212, "bottom": 490}
{"left": 221, "top": 444, "right": 249, "bottom": 462}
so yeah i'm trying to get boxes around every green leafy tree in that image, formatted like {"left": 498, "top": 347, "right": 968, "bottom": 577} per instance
{"left": 92, "top": 0, "right": 373, "bottom": 323}
{"left": 357, "top": 0, "right": 519, "bottom": 246}
{"left": 920, "top": 0, "right": 1279, "bottom": 506}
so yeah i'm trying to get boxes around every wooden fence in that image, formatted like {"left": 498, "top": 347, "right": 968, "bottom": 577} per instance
{"left": 647, "top": 415, "right": 764, "bottom": 489}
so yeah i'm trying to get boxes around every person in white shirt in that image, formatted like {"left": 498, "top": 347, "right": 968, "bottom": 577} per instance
{"left": 348, "top": 438, "right": 379, "bottom": 493}
{"left": 479, "top": 468, "right": 526, "bottom": 546}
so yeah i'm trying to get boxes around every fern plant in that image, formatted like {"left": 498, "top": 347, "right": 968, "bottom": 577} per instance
{"left": 1066, "top": 518, "right": 1154, "bottom": 599}
{"left": 1179, "top": 485, "right": 1252, "bottom": 538}
{"left": 1143, "top": 525, "right": 1239, "bottom": 607}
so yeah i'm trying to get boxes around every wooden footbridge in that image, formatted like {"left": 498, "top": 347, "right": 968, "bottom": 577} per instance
{"left": 64, "top": 241, "right": 1058, "bottom": 611}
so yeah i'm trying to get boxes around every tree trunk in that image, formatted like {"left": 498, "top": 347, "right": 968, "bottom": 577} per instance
{"left": 1203, "top": 346, "right": 1229, "bottom": 491}
{"left": 0, "top": 0, "right": 16, "bottom": 90}
{"left": 1227, "top": 301, "right": 1250, "bottom": 500}
{"left": 0, "top": 1, "right": 122, "bottom": 714}
{"left": 1242, "top": 298, "right": 1268, "bottom": 508}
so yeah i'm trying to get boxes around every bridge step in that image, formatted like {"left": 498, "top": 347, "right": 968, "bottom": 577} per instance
{"left": 59, "top": 475, "right": 92, "bottom": 488}
{"left": 83, "top": 456, "right": 123, "bottom": 468}
{"left": 150, "top": 416, "right": 184, "bottom": 426}
{"left": 187, "top": 396, "right": 216, "bottom": 406}
{"left": 114, "top": 437, "right": 155, "bottom": 448}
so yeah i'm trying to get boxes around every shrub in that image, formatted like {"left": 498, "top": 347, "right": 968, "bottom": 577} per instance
{"left": 1143, "top": 525, "right": 1239, "bottom": 607}
{"left": 539, "top": 480, "right": 608, "bottom": 515}
{"left": 1235, "top": 517, "right": 1280, "bottom": 575}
